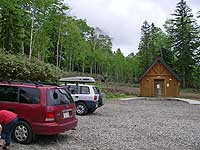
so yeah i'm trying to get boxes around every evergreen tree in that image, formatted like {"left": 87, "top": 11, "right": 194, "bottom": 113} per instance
{"left": 137, "top": 21, "right": 172, "bottom": 75}
{"left": 138, "top": 20, "right": 151, "bottom": 70}
{"left": 197, "top": 11, "right": 200, "bottom": 18}
{"left": 165, "top": 0, "right": 199, "bottom": 88}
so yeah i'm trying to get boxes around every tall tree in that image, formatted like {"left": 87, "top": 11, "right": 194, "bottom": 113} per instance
{"left": 138, "top": 20, "right": 151, "bottom": 71}
{"left": 164, "top": 0, "right": 199, "bottom": 88}
{"left": 197, "top": 11, "right": 200, "bottom": 18}
{"left": 137, "top": 21, "right": 172, "bottom": 74}
{"left": 0, "top": 0, "right": 23, "bottom": 52}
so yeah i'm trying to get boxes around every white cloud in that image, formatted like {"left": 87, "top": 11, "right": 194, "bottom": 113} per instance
{"left": 67, "top": 0, "right": 200, "bottom": 56}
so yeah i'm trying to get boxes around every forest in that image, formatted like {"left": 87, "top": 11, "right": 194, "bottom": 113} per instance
{"left": 0, "top": 0, "right": 200, "bottom": 88}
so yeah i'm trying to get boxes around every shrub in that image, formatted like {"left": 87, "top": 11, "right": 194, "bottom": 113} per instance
{"left": 0, "top": 51, "right": 65, "bottom": 81}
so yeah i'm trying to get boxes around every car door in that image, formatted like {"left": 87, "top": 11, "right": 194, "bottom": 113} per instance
{"left": 0, "top": 85, "right": 19, "bottom": 112}
{"left": 77, "top": 86, "right": 92, "bottom": 102}
{"left": 66, "top": 85, "right": 79, "bottom": 102}
{"left": 0, "top": 85, "right": 44, "bottom": 123}
{"left": 16, "top": 87, "right": 43, "bottom": 123}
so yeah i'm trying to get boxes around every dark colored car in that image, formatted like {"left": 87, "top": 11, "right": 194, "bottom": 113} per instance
{"left": 0, "top": 81, "right": 78, "bottom": 144}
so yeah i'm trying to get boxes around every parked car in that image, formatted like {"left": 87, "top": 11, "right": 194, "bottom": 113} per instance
{"left": 59, "top": 77, "right": 104, "bottom": 115}
{"left": 0, "top": 81, "right": 78, "bottom": 144}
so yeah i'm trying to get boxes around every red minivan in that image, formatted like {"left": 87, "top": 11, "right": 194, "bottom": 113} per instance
{"left": 0, "top": 81, "right": 78, "bottom": 144}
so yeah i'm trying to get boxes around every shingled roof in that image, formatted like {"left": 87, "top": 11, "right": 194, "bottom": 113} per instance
{"left": 139, "top": 57, "right": 180, "bottom": 81}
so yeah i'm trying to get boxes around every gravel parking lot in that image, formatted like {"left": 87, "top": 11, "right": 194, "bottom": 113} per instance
{"left": 13, "top": 99, "right": 200, "bottom": 150}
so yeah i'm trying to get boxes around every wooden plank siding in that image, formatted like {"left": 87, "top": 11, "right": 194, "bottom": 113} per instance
{"left": 140, "top": 58, "right": 180, "bottom": 97}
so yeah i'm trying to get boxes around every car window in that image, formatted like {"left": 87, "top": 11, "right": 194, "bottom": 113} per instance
{"left": 66, "top": 85, "right": 78, "bottom": 94}
{"left": 93, "top": 87, "right": 101, "bottom": 94}
{"left": 47, "top": 88, "right": 74, "bottom": 106}
{"left": 79, "top": 86, "right": 90, "bottom": 94}
{"left": 0, "top": 85, "right": 18, "bottom": 102}
{"left": 19, "top": 87, "right": 40, "bottom": 104}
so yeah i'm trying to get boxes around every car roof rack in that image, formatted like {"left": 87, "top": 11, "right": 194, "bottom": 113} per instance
{"left": 0, "top": 80, "right": 59, "bottom": 86}
{"left": 59, "top": 77, "right": 96, "bottom": 84}
{"left": 37, "top": 81, "right": 59, "bottom": 86}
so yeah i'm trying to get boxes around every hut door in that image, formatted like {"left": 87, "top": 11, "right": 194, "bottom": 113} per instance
{"left": 154, "top": 79, "right": 164, "bottom": 97}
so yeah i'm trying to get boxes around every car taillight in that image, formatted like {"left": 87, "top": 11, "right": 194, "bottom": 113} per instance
{"left": 94, "top": 95, "right": 97, "bottom": 101}
{"left": 45, "top": 112, "right": 55, "bottom": 122}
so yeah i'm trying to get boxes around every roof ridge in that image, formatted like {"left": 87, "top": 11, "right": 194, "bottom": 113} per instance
{"left": 139, "top": 57, "right": 180, "bottom": 81}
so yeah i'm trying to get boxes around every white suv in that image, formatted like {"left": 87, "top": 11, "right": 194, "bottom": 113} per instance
{"left": 59, "top": 77, "right": 104, "bottom": 115}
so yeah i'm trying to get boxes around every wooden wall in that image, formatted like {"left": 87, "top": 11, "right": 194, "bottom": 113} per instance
{"left": 140, "top": 62, "right": 180, "bottom": 97}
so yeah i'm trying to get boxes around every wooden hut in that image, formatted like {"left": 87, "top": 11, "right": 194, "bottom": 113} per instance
{"left": 139, "top": 57, "right": 180, "bottom": 97}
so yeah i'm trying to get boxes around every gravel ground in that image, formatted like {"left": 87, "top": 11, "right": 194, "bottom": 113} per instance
{"left": 12, "top": 99, "right": 200, "bottom": 150}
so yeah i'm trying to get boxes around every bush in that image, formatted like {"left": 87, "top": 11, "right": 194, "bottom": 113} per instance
{"left": 0, "top": 51, "right": 66, "bottom": 81}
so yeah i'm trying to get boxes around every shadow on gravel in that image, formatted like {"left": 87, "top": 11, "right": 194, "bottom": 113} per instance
{"left": 32, "top": 133, "right": 74, "bottom": 146}
{"left": 12, "top": 131, "right": 78, "bottom": 149}
{"left": 87, "top": 112, "right": 104, "bottom": 116}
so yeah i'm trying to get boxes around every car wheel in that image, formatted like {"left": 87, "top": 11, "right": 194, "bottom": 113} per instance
{"left": 76, "top": 102, "right": 88, "bottom": 115}
{"left": 13, "top": 121, "right": 33, "bottom": 144}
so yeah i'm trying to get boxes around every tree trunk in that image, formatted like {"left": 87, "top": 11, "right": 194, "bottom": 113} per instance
{"left": 2, "top": 41, "right": 4, "bottom": 51}
{"left": 94, "top": 61, "right": 97, "bottom": 74}
{"left": 69, "top": 51, "right": 72, "bottom": 72}
{"left": 90, "top": 63, "right": 93, "bottom": 74}
{"left": 9, "top": 14, "right": 13, "bottom": 52}
{"left": 101, "top": 64, "right": 103, "bottom": 75}
{"left": 56, "top": 23, "right": 61, "bottom": 68}
{"left": 82, "top": 62, "right": 85, "bottom": 73}
{"left": 29, "top": 11, "right": 34, "bottom": 59}
{"left": 72, "top": 59, "right": 74, "bottom": 72}
{"left": 182, "top": 71, "right": 186, "bottom": 88}
{"left": 37, "top": 51, "right": 40, "bottom": 60}
{"left": 21, "top": 28, "right": 25, "bottom": 55}
{"left": 59, "top": 45, "right": 62, "bottom": 68}
{"left": 42, "top": 49, "right": 45, "bottom": 62}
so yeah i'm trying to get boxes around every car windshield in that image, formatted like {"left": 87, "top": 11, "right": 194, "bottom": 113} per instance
{"left": 47, "top": 88, "right": 74, "bottom": 106}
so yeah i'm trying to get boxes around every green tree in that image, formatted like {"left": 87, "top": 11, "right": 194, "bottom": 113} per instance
{"left": 137, "top": 21, "right": 172, "bottom": 75}
{"left": 0, "top": 0, "right": 23, "bottom": 52}
{"left": 138, "top": 20, "right": 151, "bottom": 70}
{"left": 165, "top": 0, "right": 199, "bottom": 88}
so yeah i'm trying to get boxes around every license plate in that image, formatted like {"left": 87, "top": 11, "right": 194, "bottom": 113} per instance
{"left": 63, "top": 111, "right": 69, "bottom": 118}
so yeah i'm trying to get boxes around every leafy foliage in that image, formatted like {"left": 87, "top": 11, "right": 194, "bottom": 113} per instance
{"left": 0, "top": 51, "right": 65, "bottom": 81}
{"left": 137, "top": 21, "right": 173, "bottom": 76}
{"left": 0, "top": 0, "right": 199, "bottom": 89}
{"left": 164, "top": 0, "right": 200, "bottom": 88}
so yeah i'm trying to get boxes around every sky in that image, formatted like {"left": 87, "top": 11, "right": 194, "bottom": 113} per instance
{"left": 66, "top": 0, "right": 200, "bottom": 56}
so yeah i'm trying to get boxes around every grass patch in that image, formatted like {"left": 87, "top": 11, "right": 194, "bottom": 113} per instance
{"left": 180, "top": 88, "right": 200, "bottom": 93}
{"left": 105, "top": 93, "right": 136, "bottom": 100}
{"left": 105, "top": 82, "right": 139, "bottom": 87}
{"left": 180, "top": 88, "right": 200, "bottom": 100}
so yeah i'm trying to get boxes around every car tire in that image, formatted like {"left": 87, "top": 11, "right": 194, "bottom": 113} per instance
{"left": 13, "top": 121, "right": 33, "bottom": 144}
{"left": 76, "top": 102, "right": 88, "bottom": 115}
{"left": 88, "top": 108, "right": 96, "bottom": 113}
